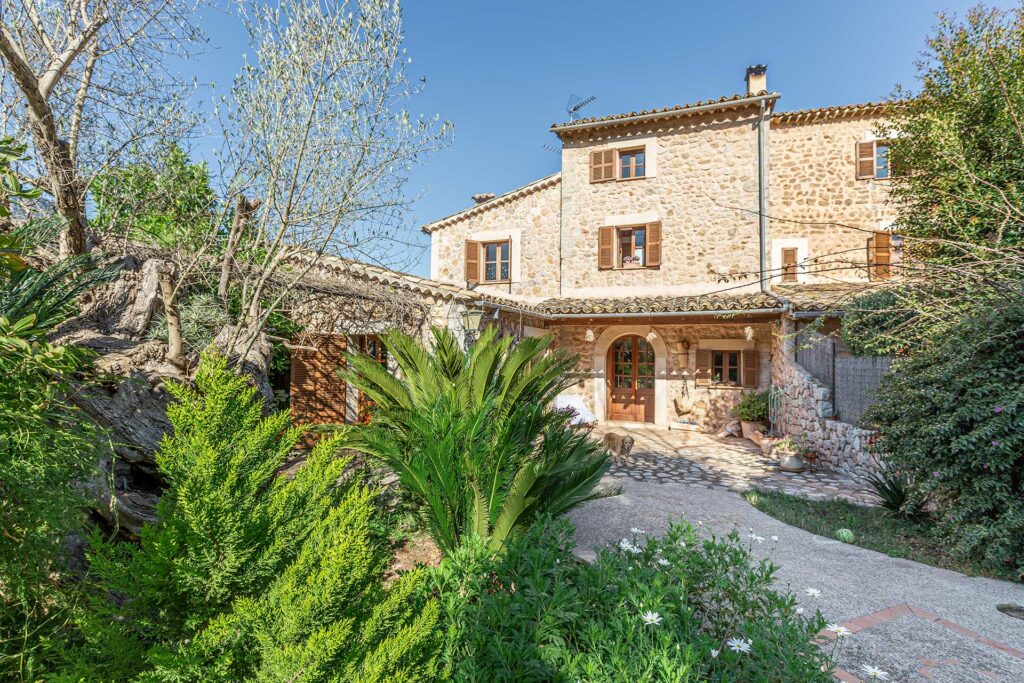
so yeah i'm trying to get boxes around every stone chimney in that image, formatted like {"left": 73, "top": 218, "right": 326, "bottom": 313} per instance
{"left": 471, "top": 193, "right": 496, "bottom": 205}
{"left": 745, "top": 64, "right": 767, "bottom": 95}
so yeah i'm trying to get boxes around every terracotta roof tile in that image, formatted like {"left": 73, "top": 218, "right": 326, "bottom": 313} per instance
{"left": 772, "top": 101, "right": 896, "bottom": 125}
{"left": 532, "top": 292, "right": 782, "bottom": 316}
{"left": 772, "top": 283, "right": 884, "bottom": 312}
{"left": 550, "top": 92, "right": 778, "bottom": 135}
{"left": 421, "top": 173, "right": 560, "bottom": 234}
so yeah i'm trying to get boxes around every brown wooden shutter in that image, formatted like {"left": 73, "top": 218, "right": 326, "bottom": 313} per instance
{"left": 598, "top": 226, "right": 615, "bottom": 269}
{"left": 590, "top": 149, "right": 614, "bottom": 183}
{"left": 781, "top": 248, "right": 798, "bottom": 282}
{"left": 856, "top": 141, "right": 876, "bottom": 179}
{"left": 465, "top": 240, "right": 480, "bottom": 284}
{"left": 695, "top": 349, "right": 712, "bottom": 386}
{"left": 290, "top": 344, "right": 318, "bottom": 423}
{"left": 646, "top": 221, "right": 662, "bottom": 267}
{"left": 873, "top": 233, "right": 892, "bottom": 279}
{"left": 742, "top": 350, "right": 759, "bottom": 388}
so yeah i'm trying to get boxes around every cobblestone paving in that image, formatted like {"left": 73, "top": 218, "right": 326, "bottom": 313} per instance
{"left": 595, "top": 424, "right": 878, "bottom": 506}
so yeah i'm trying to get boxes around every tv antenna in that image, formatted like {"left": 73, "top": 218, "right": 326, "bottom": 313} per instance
{"left": 566, "top": 93, "right": 596, "bottom": 122}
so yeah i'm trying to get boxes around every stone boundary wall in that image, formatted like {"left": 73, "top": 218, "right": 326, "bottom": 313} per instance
{"left": 771, "top": 320, "right": 879, "bottom": 478}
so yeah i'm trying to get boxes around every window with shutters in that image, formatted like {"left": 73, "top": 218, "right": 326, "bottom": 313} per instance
{"left": 590, "top": 149, "right": 615, "bottom": 183}
{"left": 696, "top": 347, "right": 759, "bottom": 387}
{"left": 712, "top": 351, "right": 740, "bottom": 385}
{"left": 867, "top": 232, "right": 893, "bottom": 280}
{"left": 619, "top": 148, "right": 646, "bottom": 179}
{"left": 781, "top": 247, "right": 799, "bottom": 282}
{"left": 857, "top": 140, "right": 894, "bottom": 180}
{"left": 481, "top": 240, "right": 511, "bottom": 283}
{"left": 617, "top": 226, "right": 646, "bottom": 267}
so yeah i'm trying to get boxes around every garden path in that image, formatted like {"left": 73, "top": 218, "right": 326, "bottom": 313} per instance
{"left": 595, "top": 423, "right": 877, "bottom": 506}
{"left": 572, "top": 426, "right": 1024, "bottom": 683}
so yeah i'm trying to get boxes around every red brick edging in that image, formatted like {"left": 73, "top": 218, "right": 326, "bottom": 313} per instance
{"left": 817, "top": 602, "right": 1024, "bottom": 682}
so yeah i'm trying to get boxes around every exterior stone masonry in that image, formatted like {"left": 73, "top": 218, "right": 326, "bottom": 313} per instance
{"left": 429, "top": 176, "right": 561, "bottom": 301}
{"left": 549, "top": 321, "right": 773, "bottom": 429}
{"left": 559, "top": 111, "right": 762, "bottom": 297}
{"left": 770, "top": 115, "right": 894, "bottom": 285}
{"left": 771, "top": 319, "right": 879, "bottom": 478}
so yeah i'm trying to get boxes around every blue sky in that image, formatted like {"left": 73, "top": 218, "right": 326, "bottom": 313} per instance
{"left": 185, "top": 0, "right": 1013, "bottom": 277}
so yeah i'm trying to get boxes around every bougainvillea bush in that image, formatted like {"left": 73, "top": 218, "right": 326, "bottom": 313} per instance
{"left": 865, "top": 299, "right": 1024, "bottom": 579}
{"left": 432, "top": 517, "right": 833, "bottom": 682}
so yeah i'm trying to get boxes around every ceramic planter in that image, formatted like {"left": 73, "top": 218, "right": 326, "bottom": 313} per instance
{"left": 778, "top": 452, "right": 806, "bottom": 472}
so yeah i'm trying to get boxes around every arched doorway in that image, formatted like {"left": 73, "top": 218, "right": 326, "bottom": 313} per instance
{"left": 607, "top": 335, "right": 655, "bottom": 422}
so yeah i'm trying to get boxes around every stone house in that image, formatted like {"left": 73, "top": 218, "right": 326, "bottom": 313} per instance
{"left": 290, "top": 66, "right": 895, "bottom": 474}
{"left": 423, "top": 66, "right": 895, "bottom": 435}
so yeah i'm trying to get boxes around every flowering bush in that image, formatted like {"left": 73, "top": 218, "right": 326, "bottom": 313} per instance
{"left": 865, "top": 300, "right": 1024, "bottom": 579}
{"left": 432, "top": 516, "right": 833, "bottom": 682}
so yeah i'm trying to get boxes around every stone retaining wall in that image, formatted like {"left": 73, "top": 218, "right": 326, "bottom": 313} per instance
{"left": 771, "top": 320, "right": 879, "bottom": 478}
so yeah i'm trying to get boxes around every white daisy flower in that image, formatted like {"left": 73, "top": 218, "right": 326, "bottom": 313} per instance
{"left": 795, "top": 607, "right": 805, "bottom": 615}
{"left": 827, "top": 623, "right": 852, "bottom": 638}
{"left": 619, "top": 538, "right": 636, "bottom": 552}
{"left": 657, "top": 558, "right": 671, "bottom": 567}
{"left": 726, "top": 637, "right": 752, "bottom": 654}
{"left": 860, "top": 665, "right": 890, "bottom": 680}
{"left": 771, "top": 535, "right": 779, "bottom": 542}
{"left": 710, "top": 648, "right": 720, "bottom": 658}
{"left": 804, "top": 588, "right": 821, "bottom": 598}
{"left": 627, "top": 544, "right": 642, "bottom": 555}
{"left": 631, "top": 527, "right": 646, "bottom": 534}
{"left": 640, "top": 611, "right": 662, "bottom": 626}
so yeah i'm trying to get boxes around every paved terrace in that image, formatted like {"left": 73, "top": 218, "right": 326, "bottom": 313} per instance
{"left": 594, "top": 423, "right": 877, "bottom": 506}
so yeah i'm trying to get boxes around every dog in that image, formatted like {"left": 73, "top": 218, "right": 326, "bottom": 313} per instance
{"left": 601, "top": 432, "right": 635, "bottom": 464}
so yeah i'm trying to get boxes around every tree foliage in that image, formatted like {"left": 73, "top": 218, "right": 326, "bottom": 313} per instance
{"left": 888, "top": 4, "right": 1024, "bottom": 256}
{"left": 90, "top": 142, "right": 219, "bottom": 250}
{"left": 75, "top": 354, "right": 440, "bottom": 681}
{"left": 345, "top": 326, "right": 614, "bottom": 556}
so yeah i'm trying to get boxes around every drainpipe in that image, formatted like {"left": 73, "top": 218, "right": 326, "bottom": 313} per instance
{"left": 757, "top": 97, "right": 770, "bottom": 293}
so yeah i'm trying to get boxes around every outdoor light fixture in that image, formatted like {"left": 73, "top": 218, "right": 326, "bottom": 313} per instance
{"left": 461, "top": 309, "right": 483, "bottom": 336}
{"left": 646, "top": 327, "right": 657, "bottom": 343}
{"left": 585, "top": 328, "right": 595, "bottom": 343}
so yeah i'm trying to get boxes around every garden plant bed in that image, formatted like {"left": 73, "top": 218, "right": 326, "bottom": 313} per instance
{"left": 743, "top": 488, "right": 1022, "bottom": 584}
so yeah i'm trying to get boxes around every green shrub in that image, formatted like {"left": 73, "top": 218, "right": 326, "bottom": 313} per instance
{"left": 863, "top": 464, "right": 925, "bottom": 519}
{"left": 735, "top": 390, "right": 769, "bottom": 422}
{"left": 0, "top": 316, "right": 104, "bottom": 681}
{"left": 433, "top": 517, "right": 833, "bottom": 682}
{"left": 345, "top": 326, "right": 614, "bottom": 555}
{"left": 74, "top": 354, "right": 440, "bottom": 681}
{"left": 865, "top": 299, "right": 1024, "bottom": 578}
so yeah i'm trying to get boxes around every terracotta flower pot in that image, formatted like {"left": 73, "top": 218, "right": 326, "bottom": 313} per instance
{"left": 740, "top": 420, "right": 766, "bottom": 441}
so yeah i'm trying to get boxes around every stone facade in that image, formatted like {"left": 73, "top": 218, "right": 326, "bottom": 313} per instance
{"left": 769, "top": 115, "right": 894, "bottom": 284}
{"left": 428, "top": 175, "right": 561, "bottom": 301}
{"left": 771, "top": 319, "right": 879, "bottom": 478}
{"left": 549, "top": 321, "right": 773, "bottom": 429}
{"left": 558, "top": 110, "right": 763, "bottom": 297}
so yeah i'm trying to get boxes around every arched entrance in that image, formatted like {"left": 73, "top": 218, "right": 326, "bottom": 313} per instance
{"left": 607, "top": 335, "right": 656, "bottom": 422}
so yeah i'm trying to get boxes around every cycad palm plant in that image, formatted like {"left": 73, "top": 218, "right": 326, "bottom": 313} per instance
{"left": 345, "top": 326, "right": 614, "bottom": 555}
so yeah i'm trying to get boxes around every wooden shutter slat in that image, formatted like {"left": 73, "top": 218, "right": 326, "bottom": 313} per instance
{"left": 873, "top": 233, "right": 892, "bottom": 279}
{"left": 598, "top": 226, "right": 614, "bottom": 269}
{"left": 781, "top": 247, "right": 798, "bottom": 282}
{"left": 856, "top": 141, "right": 876, "bottom": 179}
{"left": 741, "top": 350, "right": 759, "bottom": 388}
{"left": 465, "top": 240, "right": 480, "bottom": 284}
{"left": 590, "top": 151, "right": 601, "bottom": 183}
{"left": 695, "top": 349, "right": 712, "bottom": 387}
{"left": 646, "top": 221, "right": 662, "bottom": 267}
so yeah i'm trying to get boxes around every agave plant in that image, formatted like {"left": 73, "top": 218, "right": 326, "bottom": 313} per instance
{"left": 344, "top": 326, "right": 615, "bottom": 555}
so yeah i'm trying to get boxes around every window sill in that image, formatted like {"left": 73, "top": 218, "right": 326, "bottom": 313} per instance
{"left": 480, "top": 280, "right": 511, "bottom": 285}
{"left": 708, "top": 384, "right": 744, "bottom": 391}
{"left": 617, "top": 175, "right": 647, "bottom": 182}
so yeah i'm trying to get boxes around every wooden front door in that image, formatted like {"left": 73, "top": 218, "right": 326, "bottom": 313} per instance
{"left": 607, "top": 335, "right": 655, "bottom": 423}
{"left": 356, "top": 335, "right": 388, "bottom": 424}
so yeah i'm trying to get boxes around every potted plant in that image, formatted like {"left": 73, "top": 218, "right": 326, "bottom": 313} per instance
{"left": 773, "top": 436, "right": 807, "bottom": 473}
{"left": 734, "top": 390, "right": 769, "bottom": 441}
